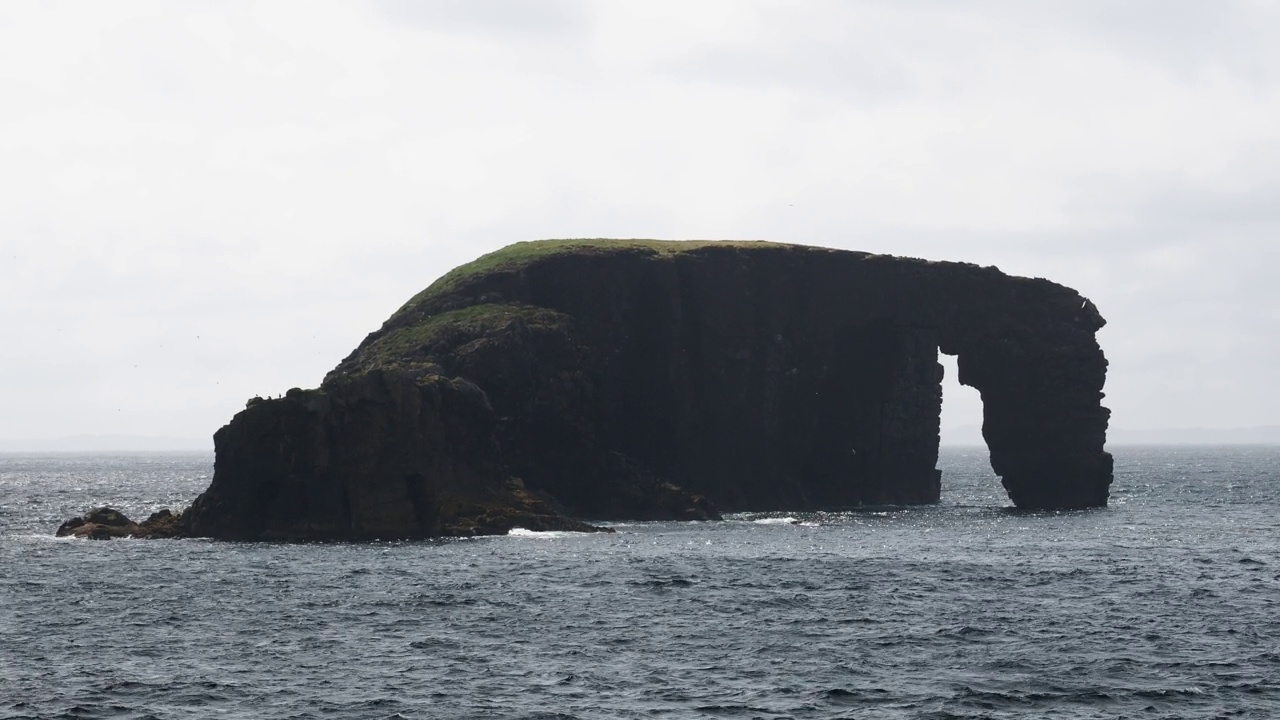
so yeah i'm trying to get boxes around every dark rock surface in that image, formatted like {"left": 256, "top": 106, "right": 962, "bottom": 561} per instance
{"left": 56, "top": 507, "right": 184, "bottom": 540}
{"left": 66, "top": 240, "right": 1111, "bottom": 541}
{"left": 183, "top": 371, "right": 621, "bottom": 540}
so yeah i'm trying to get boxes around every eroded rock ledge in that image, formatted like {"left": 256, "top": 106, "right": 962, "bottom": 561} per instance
{"left": 60, "top": 240, "right": 1112, "bottom": 540}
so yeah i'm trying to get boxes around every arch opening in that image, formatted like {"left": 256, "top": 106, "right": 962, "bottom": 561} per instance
{"left": 938, "top": 351, "right": 984, "bottom": 448}
{"left": 936, "top": 350, "right": 1004, "bottom": 505}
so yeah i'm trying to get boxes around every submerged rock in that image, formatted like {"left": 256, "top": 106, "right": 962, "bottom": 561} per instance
{"left": 63, "top": 240, "right": 1113, "bottom": 541}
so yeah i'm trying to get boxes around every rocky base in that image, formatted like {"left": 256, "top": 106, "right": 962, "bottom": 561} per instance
{"left": 54, "top": 497, "right": 626, "bottom": 541}
{"left": 435, "top": 478, "right": 619, "bottom": 537}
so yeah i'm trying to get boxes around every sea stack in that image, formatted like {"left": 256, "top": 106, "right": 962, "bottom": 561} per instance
{"left": 177, "top": 240, "right": 1112, "bottom": 540}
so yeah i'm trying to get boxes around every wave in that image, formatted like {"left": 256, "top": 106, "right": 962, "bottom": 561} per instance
{"left": 507, "top": 528, "right": 575, "bottom": 538}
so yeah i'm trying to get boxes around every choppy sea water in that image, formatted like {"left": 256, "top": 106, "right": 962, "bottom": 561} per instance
{"left": 1, "top": 446, "right": 1278, "bottom": 720}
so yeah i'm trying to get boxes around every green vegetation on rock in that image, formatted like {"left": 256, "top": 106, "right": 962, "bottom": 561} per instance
{"left": 351, "top": 302, "right": 574, "bottom": 376}
{"left": 397, "top": 239, "right": 799, "bottom": 317}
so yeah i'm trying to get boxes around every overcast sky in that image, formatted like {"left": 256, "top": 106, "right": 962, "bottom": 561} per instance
{"left": 2, "top": 0, "right": 1278, "bottom": 446}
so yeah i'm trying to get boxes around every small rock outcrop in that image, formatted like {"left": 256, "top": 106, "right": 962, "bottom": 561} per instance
{"left": 56, "top": 507, "right": 184, "bottom": 540}
{"left": 58, "top": 240, "right": 1113, "bottom": 540}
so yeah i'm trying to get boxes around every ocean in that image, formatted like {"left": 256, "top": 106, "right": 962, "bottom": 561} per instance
{"left": 1, "top": 446, "right": 1277, "bottom": 719}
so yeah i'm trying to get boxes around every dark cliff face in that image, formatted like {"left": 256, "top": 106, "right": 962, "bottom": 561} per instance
{"left": 184, "top": 372, "right": 626, "bottom": 540}
{"left": 185, "top": 240, "right": 1111, "bottom": 540}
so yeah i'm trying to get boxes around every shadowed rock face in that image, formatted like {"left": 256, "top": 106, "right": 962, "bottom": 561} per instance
{"left": 180, "top": 241, "right": 1112, "bottom": 540}
{"left": 184, "top": 373, "right": 621, "bottom": 540}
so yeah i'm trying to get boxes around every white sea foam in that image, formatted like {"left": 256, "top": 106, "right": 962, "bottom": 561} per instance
{"left": 751, "top": 516, "right": 799, "bottom": 525}
{"left": 24, "top": 533, "right": 79, "bottom": 543}
{"left": 507, "top": 527, "right": 572, "bottom": 538}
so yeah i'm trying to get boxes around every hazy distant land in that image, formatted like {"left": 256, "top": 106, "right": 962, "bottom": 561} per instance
{"left": 2, "top": 428, "right": 1276, "bottom": 452}
{"left": 943, "top": 425, "right": 1280, "bottom": 447}
{"left": 0, "top": 435, "right": 212, "bottom": 452}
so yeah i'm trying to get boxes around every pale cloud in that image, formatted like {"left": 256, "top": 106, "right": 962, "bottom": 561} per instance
{"left": 374, "top": 0, "right": 591, "bottom": 38}
{"left": 1, "top": 0, "right": 1277, "bottom": 444}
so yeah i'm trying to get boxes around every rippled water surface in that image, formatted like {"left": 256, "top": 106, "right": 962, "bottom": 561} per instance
{"left": 2, "top": 447, "right": 1278, "bottom": 719}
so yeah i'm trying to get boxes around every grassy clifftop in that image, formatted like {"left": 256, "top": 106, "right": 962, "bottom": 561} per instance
{"left": 331, "top": 239, "right": 818, "bottom": 380}
{"left": 396, "top": 239, "right": 803, "bottom": 315}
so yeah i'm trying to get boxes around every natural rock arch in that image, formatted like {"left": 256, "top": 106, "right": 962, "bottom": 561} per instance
{"left": 181, "top": 241, "right": 1112, "bottom": 540}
